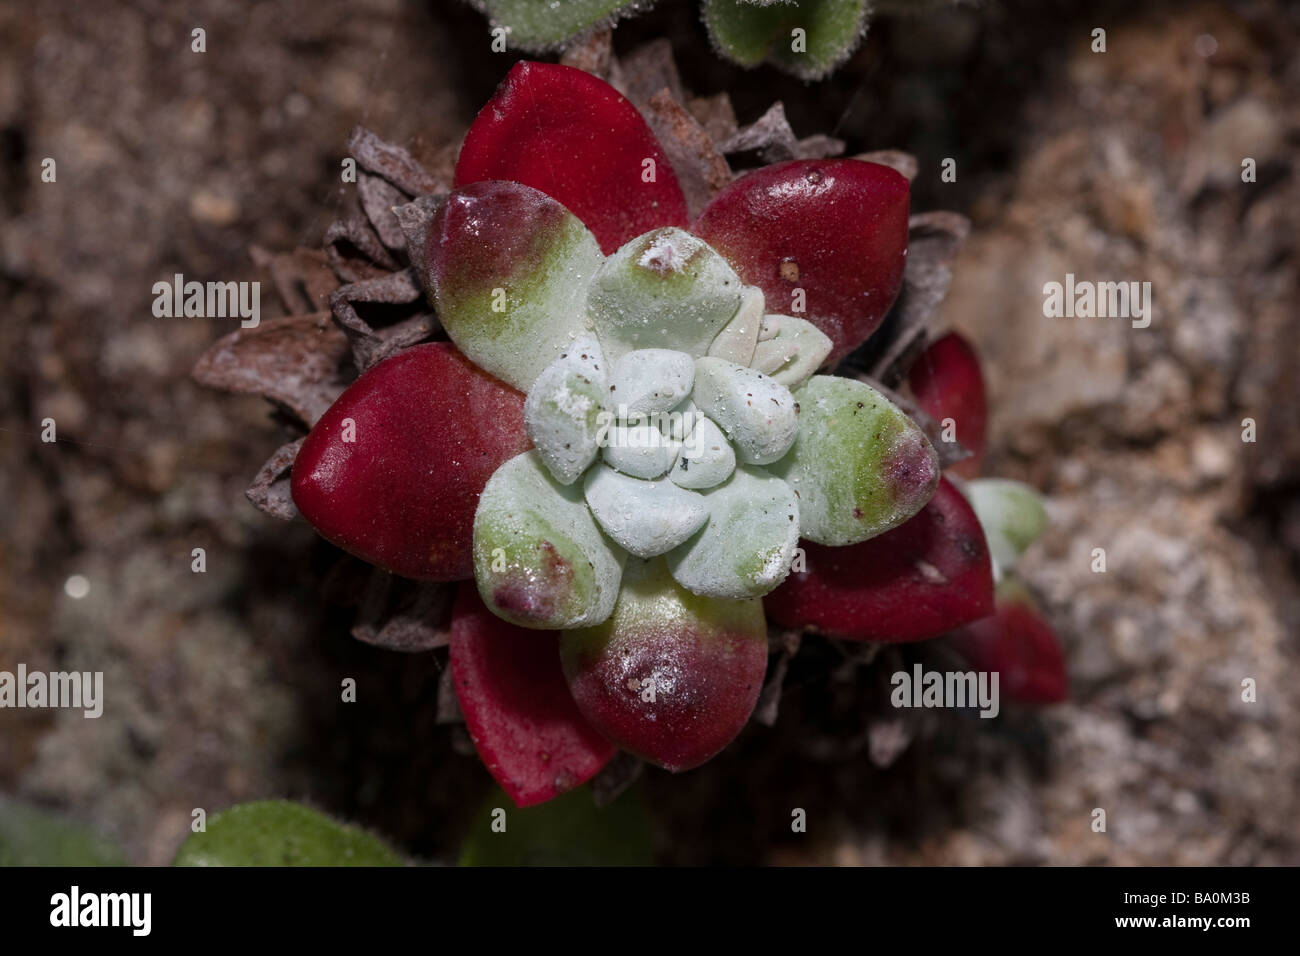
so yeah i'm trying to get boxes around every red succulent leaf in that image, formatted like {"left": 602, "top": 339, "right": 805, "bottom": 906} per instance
{"left": 291, "top": 342, "right": 530, "bottom": 581}
{"left": 765, "top": 477, "right": 994, "bottom": 642}
{"left": 949, "top": 583, "right": 1068, "bottom": 704}
{"left": 693, "top": 158, "right": 910, "bottom": 364}
{"left": 908, "top": 331, "right": 988, "bottom": 478}
{"left": 454, "top": 61, "right": 689, "bottom": 255}
{"left": 450, "top": 584, "right": 616, "bottom": 807}
{"left": 560, "top": 559, "right": 768, "bottom": 772}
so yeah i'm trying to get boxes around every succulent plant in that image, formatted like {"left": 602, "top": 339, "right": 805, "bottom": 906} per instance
{"left": 471, "top": 0, "right": 954, "bottom": 81}
{"left": 194, "top": 39, "right": 1064, "bottom": 810}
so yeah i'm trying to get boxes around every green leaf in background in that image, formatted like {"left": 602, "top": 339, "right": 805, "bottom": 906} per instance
{"left": 702, "top": 0, "right": 870, "bottom": 80}
{"left": 475, "top": 0, "right": 645, "bottom": 50}
{"left": 0, "top": 796, "right": 126, "bottom": 866}
{"left": 173, "top": 800, "right": 403, "bottom": 866}
{"left": 460, "top": 785, "right": 654, "bottom": 866}
{"left": 961, "top": 478, "right": 1049, "bottom": 581}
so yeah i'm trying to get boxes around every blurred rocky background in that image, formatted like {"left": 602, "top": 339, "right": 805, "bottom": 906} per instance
{"left": 0, "top": 0, "right": 1296, "bottom": 864}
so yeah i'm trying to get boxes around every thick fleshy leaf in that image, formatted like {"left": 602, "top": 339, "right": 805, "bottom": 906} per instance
{"left": 427, "top": 180, "right": 603, "bottom": 391}
{"left": 963, "top": 478, "right": 1049, "bottom": 580}
{"left": 702, "top": 0, "right": 870, "bottom": 80}
{"left": 707, "top": 285, "right": 765, "bottom": 365}
{"left": 665, "top": 465, "right": 800, "bottom": 599}
{"left": 692, "top": 357, "right": 798, "bottom": 465}
{"left": 669, "top": 416, "right": 735, "bottom": 490}
{"left": 751, "top": 315, "right": 833, "bottom": 389}
{"left": 609, "top": 348, "right": 694, "bottom": 418}
{"left": 455, "top": 61, "right": 689, "bottom": 254}
{"left": 583, "top": 466, "right": 708, "bottom": 558}
{"left": 561, "top": 557, "right": 768, "bottom": 771}
{"left": 173, "top": 801, "right": 402, "bottom": 866}
{"left": 451, "top": 586, "right": 616, "bottom": 808}
{"left": 291, "top": 343, "right": 530, "bottom": 581}
{"left": 769, "top": 374, "right": 939, "bottom": 546}
{"left": 949, "top": 580, "right": 1068, "bottom": 704}
{"left": 524, "top": 334, "right": 609, "bottom": 484}
{"left": 459, "top": 785, "right": 653, "bottom": 866}
{"left": 659, "top": 398, "right": 700, "bottom": 442}
{"left": 587, "top": 227, "right": 744, "bottom": 364}
{"left": 908, "top": 331, "right": 988, "bottom": 478}
{"left": 473, "top": 451, "right": 625, "bottom": 628}
{"left": 601, "top": 422, "right": 681, "bottom": 479}
{"left": 693, "top": 159, "right": 909, "bottom": 364}
{"left": 765, "top": 477, "right": 994, "bottom": 642}
{"left": 474, "top": 1, "right": 640, "bottom": 51}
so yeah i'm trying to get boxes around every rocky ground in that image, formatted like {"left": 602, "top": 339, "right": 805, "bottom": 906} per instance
{"left": 1, "top": 0, "right": 1296, "bottom": 865}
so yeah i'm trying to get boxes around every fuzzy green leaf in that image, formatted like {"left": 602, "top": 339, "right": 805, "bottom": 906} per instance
{"left": 172, "top": 800, "right": 402, "bottom": 866}
{"left": 701, "top": 0, "right": 870, "bottom": 81}
{"left": 475, "top": 1, "right": 646, "bottom": 51}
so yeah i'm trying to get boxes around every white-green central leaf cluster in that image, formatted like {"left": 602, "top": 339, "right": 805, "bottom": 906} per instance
{"left": 449, "top": 218, "right": 938, "bottom": 631}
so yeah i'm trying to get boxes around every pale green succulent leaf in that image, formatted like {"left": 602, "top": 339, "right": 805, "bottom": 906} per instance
{"left": 587, "top": 228, "right": 744, "bottom": 365}
{"left": 707, "top": 286, "right": 765, "bottom": 365}
{"left": 609, "top": 348, "right": 695, "bottom": 417}
{"left": 962, "top": 478, "right": 1049, "bottom": 580}
{"left": 602, "top": 422, "right": 681, "bottom": 478}
{"left": 665, "top": 465, "right": 800, "bottom": 598}
{"left": 473, "top": 452, "right": 625, "bottom": 629}
{"left": 692, "top": 356, "right": 799, "bottom": 465}
{"left": 769, "top": 374, "right": 939, "bottom": 545}
{"left": 432, "top": 185, "right": 604, "bottom": 392}
{"left": 751, "top": 314, "right": 833, "bottom": 389}
{"left": 524, "top": 335, "right": 610, "bottom": 485}
{"left": 584, "top": 466, "right": 709, "bottom": 558}
{"left": 668, "top": 415, "right": 736, "bottom": 489}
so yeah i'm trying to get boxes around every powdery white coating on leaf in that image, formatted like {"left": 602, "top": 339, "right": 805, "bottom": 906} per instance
{"left": 524, "top": 335, "right": 610, "bottom": 484}
{"left": 658, "top": 398, "right": 700, "bottom": 442}
{"left": 749, "top": 315, "right": 833, "bottom": 389}
{"left": 758, "top": 314, "right": 781, "bottom": 342}
{"left": 586, "top": 227, "right": 744, "bottom": 364}
{"left": 472, "top": 451, "right": 625, "bottom": 629}
{"left": 668, "top": 415, "right": 735, "bottom": 490}
{"left": 960, "top": 478, "right": 1049, "bottom": 582}
{"left": 665, "top": 465, "right": 800, "bottom": 599}
{"left": 706, "top": 285, "right": 765, "bottom": 365}
{"left": 608, "top": 348, "right": 695, "bottom": 417}
{"left": 691, "top": 356, "right": 799, "bottom": 465}
{"left": 769, "top": 375, "right": 939, "bottom": 546}
{"left": 602, "top": 422, "right": 681, "bottom": 478}
{"left": 429, "top": 181, "right": 605, "bottom": 392}
{"left": 583, "top": 466, "right": 709, "bottom": 558}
